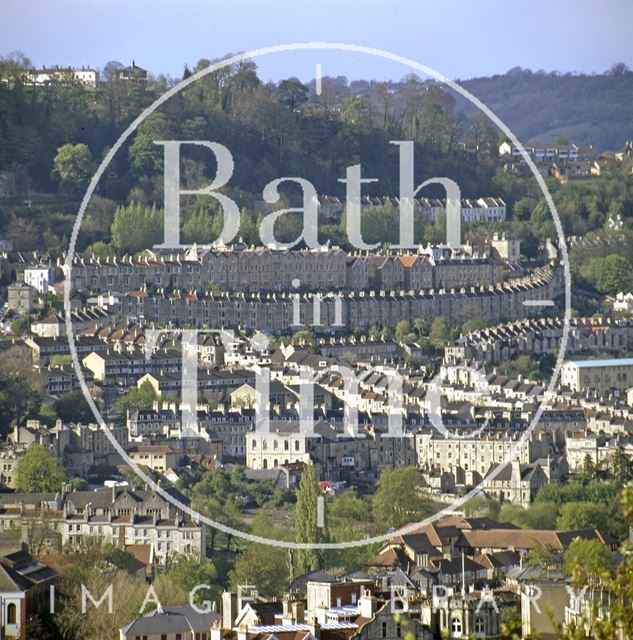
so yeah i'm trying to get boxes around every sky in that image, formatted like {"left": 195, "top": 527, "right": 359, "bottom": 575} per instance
{"left": 2, "top": 0, "right": 632, "bottom": 82}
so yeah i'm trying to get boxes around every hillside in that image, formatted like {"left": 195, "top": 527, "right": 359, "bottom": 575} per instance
{"left": 458, "top": 66, "right": 633, "bottom": 151}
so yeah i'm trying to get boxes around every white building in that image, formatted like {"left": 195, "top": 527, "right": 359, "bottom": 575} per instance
{"left": 25, "top": 66, "right": 98, "bottom": 87}
{"left": 24, "top": 266, "right": 55, "bottom": 294}
{"left": 614, "top": 292, "right": 633, "bottom": 314}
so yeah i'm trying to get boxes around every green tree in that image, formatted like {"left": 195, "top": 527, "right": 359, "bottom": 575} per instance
{"left": 86, "top": 241, "right": 115, "bottom": 260}
{"left": 49, "top": 355, "right": 73, "bottom": 368}
{"left": 395, "top": 320, "right": 412, "bottom": 344}
{"left": 429, "top": 316, "right": 450, "bottom": 349}
{"left": 461, "top": 317, "right": 490, "bottom": 334}
{"left": 113, "top": 381, "right": 158, "bottom": 416}
{"left": 563, "top": 538, "right": 614, "bottom": 588}
{"left": 581, "top": 454, "right": 597, "bottom": 482}
{"left": 231, "top": 542, "right": 290, "bottom": 598}
{"left": 295, "top": 465, "right": 325, "bottom": 574}
{"left": 593, "top": 254, "right": 632, "bottom": 295}
{"left": 372, "top": 467, "right": 434, "bottom": 529}
{"left": 611, "top": 445, "right": 633, "bottom": 484}
{"left": 277, "top": 78, "right": 309, "bottom": 110}
{"left": 53, "top": 390, "right": 94, "bottom": 423}
{"left": 15, "top": 444, "right": 66, "bottom": 492}
{"left": 52, "top": 143, "right": 95, "bottom": 194}
{"left": 182, "top": 207, "right": 215, "bottom": 244}
{"left": 413, "top": 318, "right": 429, "bottom": 337}
{"left": 498, "top": 502, "right": 558, "bottom": 530}
{"left": 10, "top": 317, "right": 28, "bottom": 336}
{"left": 111, "top": 202, "right": 164, "bottom": 253}
{"left": 230, "top": 511, "right": 292, "bottom": 596}
{"left": 166, "top": 553, "right": 220, "bottom": 605}
{"left": 556, "top": 501, "right": 610, "bottom": 531}
{"left": 525, "top": 543, "right": 562, "bottom": 573}
{"left": 128, "top": 112, "right": 173, "bottom": 174}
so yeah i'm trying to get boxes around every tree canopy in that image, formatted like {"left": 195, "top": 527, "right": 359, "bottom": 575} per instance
{"left": 15, "top": 443, "right": 67, "bottom": 492}
{"left": 372, "top": 466, "right": 434, "bottom": 529}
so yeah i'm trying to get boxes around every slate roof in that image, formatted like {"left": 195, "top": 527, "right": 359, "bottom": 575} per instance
{"left": 121, "top": 605, "right": 220, "bottom": 635}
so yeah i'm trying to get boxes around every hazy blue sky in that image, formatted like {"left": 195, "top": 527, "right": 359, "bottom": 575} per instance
{"left": 2, "top": 0, "right": 632, "bottom": 82}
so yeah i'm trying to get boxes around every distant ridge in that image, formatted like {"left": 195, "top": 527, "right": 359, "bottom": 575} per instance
{"left": 458, "top": 65, "right": 633, "bottom": 151}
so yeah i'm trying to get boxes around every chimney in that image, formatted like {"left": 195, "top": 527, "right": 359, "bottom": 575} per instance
{"left": 281, "top": 595, "right": 294, "bottom": 625}
{"left": 359, "top": 589, "right": 377, "bottom": 618}
{"left": 292, "top": 601, "right": 305, "bottom": 624}
{"left": 511, "top": 459, "right": 521, "bottom": 486}
{"left": 307, "top": 621, "right": 321, "bottom": 640}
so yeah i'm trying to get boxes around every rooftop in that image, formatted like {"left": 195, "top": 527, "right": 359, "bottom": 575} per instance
{"left": 568, "top": 358, "right": 633, "bottom": 368}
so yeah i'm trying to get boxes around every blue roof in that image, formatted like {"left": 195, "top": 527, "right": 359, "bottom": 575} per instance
{"left": 569, "top": 358, "right": 633, "bottom": 368}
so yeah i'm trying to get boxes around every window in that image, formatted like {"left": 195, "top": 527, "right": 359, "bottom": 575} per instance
{"left": 7, "top": 603, "right": 16, "bottom": 624}
{"left": 451, "top": 617, "right": 462, "bottom": 635}
{"left": 396, "top": 624, "right": 402, "bottom": 637}
{"left": 475, "top": 617, "right": 485, "bottom": 634}
{"left": 382, "top": 622, "right": 387, "bottom": 638}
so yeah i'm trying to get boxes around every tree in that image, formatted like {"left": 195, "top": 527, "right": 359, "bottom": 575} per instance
{"left": 10, "top": 317, "right": 28, "bottom": 336}
{"left": 15, "top": 444, "right": 66, "bottom": 492}
{"left": 429, "top": 316, "right": 450, "bottom": 349}
{"left": 525, "top": 543, "right": 561, "bottom": 574}
{"left": 182, "top": 207, "right": 215, "bottom": 244}
{"left": 593, "top": 254, "right": 632, "bottom": 296}
{"left": 395, "top": 320, "right": 412, "bottom": 344}
{"left": 581, "top": 453, "right": 597, "bottom": 481}
{"left": 0, "top": 345, "right": 43, "bottom": 431}
{"left": 113, "top": 381, "right": 158, "bottom": 418}
{"left": 166, "top": 553, "right": 220, "bottom": 605}
{"left": 128, "top": 112, "right": 173, "bottom": 174}
{"left": 372, "top": 467, "right": 434, "bottom": 529}
{"left": 52, "top": 143, "right": 95, "bottom": 194}
{"left": 462, "top": 317, "right": 490, "bottom": 334}
{"left": 499, "top": 502, "right": 558, "bottom": 530}
{"left": 85, "top": 241, "right": 115, "bottom": 260}
{"left": 53, "top": 390, "right": 94, "bottom": 423}
{"left": 231, "top": 542, "right": 290, "bottom": 598}
{"left": 277, "top": 78, "right": 309, "bottom": 110}
{"left": 5, "top": 215, "right": 41, "bottom": 251}
{"left": 413, "top": 318, "right": 429, "bottom": 337}
{"left": 555, "top": 501, "right": 610, "bottom": 532}
{"left": 110, "top": 202, "right": 164, "bottom": 253}
{"left": 558, "top": 483, "right": 633, "bottom": 640}
{"left": 611, "top": 445, "right": 633, "bottom": 485}
{"left": 563, "top": 538, "right": 614, "bottom": 588}
{"left": 295, "top": 465, "right": 325, "bottom": 574}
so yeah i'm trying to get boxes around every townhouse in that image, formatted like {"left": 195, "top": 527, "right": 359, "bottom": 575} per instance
{"left": 70, "top": 242, "right": 513, "bottom": 296}
{"left": 0, "top": 487, "right": 205, "bottom": 566}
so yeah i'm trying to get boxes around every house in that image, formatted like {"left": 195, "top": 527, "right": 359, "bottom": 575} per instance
{"left": 455, "top": 527, "right": 618, "bottom": 558}
{"left": 23, "top": 266, "right": 55, "bottom": 294}
{"left": 0, "top": 548, "right": 57, "bottom": 640}
{"left": 230, "top": 381, "right": 299, "bottom": 411}
{"left": 120, "top": 604, "right": 221, "bottom": 640}
{"left": 560, "top": 357, "right": 633, "bottom": 394}
{"left": 116, "top": 61, "right": 148, "bottom": 82}
{"left": 613, "top": 291, "right": 633, "bottom": 314}
{"left": 482, "top": 459, "right": 551, "bottom": 507}
{"left": 25, "top": 66, "right": 98, "bottom": 87}
{"left": 7, "top": 283, "right": 33, "bottom": 315}
{"left": 0, "top": 487, "right": 205, "bottom": 566}
{"left": 126, "top": 444, "right": 182, "bottom": 473}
